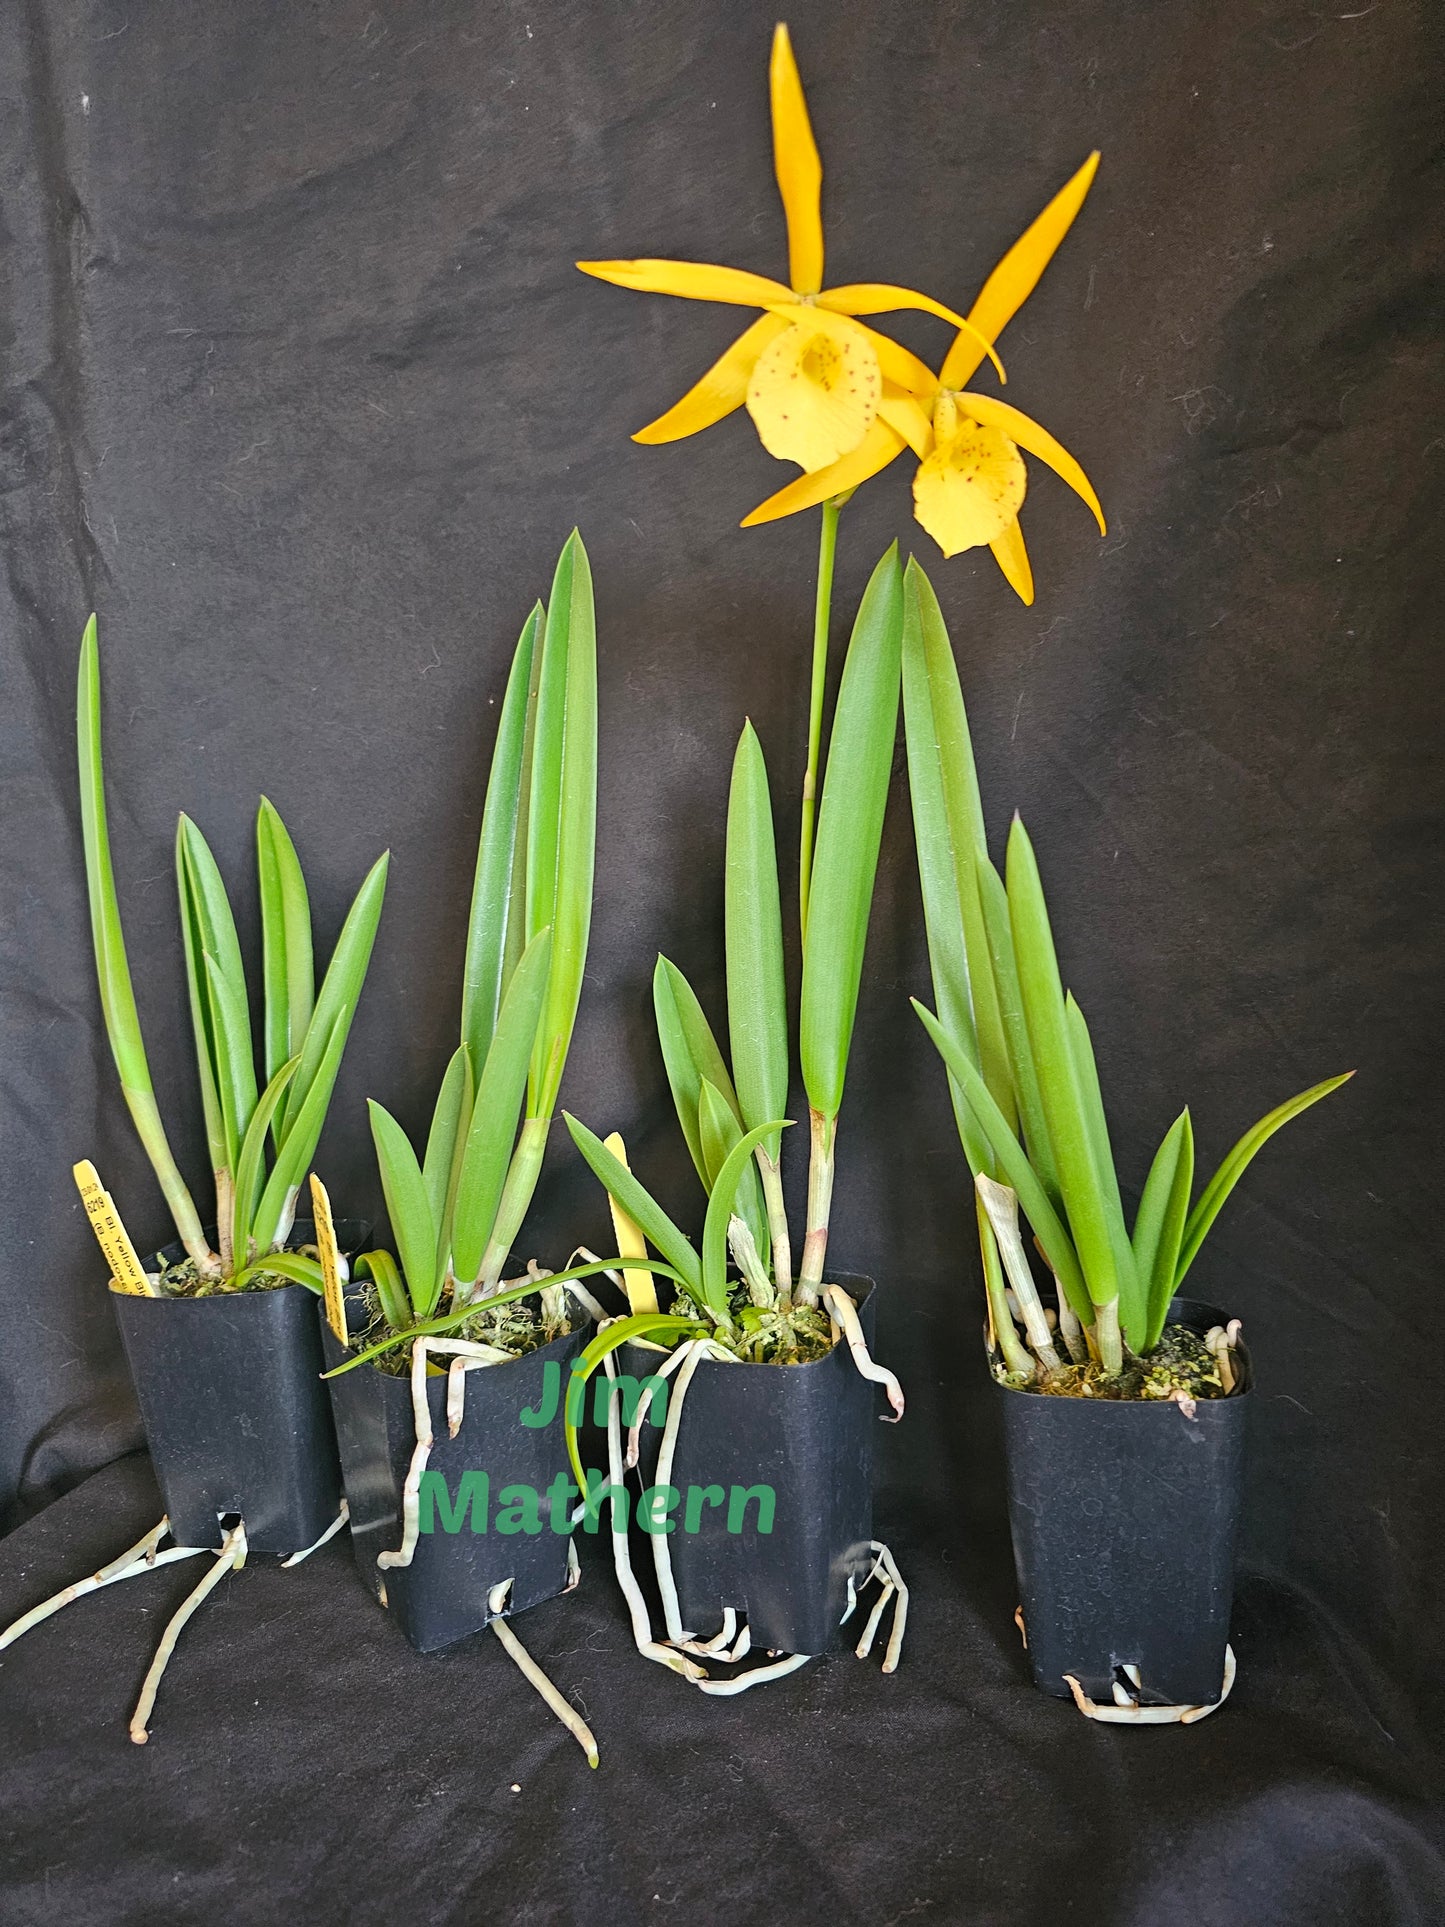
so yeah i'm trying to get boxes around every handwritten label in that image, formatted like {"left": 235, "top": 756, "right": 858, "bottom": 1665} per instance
{"left": 73, "top": 1160, "right": 156, "bottom": 1296}
{"left": 309, "top": 1173, "right": 348, "bottom": 1343}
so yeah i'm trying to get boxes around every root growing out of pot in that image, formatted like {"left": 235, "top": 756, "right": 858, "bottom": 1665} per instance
{"left": 130, "top": 1518, "right": 249, "bottom": 1744}
{"left": 1061, "top": 1642, "right": 1236, "bottom": 1726}
{"left": 0, "top": 1518, "right": 209, "bottom": 1651}
{"left": 486, "top": 1577, "right": 599, "bottom": 1768}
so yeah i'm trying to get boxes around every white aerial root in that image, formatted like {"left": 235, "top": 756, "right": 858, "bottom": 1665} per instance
{"left": 129, "top": 1519, "right": 248, "bottom": 1744}
{"left": 651, "top": 1339, "right": 738, "bottom": 1644}
{"left": 280, "top": 1500, "right": 350, "bottom": 1568}
{"left": 852, "top": 1542, "right": 908, "bottom": 1673}
{"left": 1062, "top": 1643, "right": 1237, "bottom": 1725}
{"left": 694, "top": 1651, "right": 814, "bottom": 1696}
{"left": 486, "top": 1578, "right": 599, "bottom": 1768}
{"left": 625, "top": 1343, "right": 694, "bottom": 1470}
{"left": 822, "top": 1287, "right": 905, "bottom": 1421}
{"left": 0, "top": 1518, "right": 210, "bottom": 1651}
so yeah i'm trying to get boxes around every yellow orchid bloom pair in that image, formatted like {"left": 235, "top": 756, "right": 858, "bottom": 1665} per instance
{"left": 578, "top": 24, "right": 1105, "bottom": 602}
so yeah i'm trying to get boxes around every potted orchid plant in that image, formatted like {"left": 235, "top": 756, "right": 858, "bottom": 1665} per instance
{"left": 562, "top": 23, "right": 1106, "bottom": 1690}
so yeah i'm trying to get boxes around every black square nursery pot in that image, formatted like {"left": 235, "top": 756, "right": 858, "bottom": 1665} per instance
{"left": 322, "top": 1313, "right": 586, "bottom": 1654}
{"left": 995, "top": 1295, "right": 1251, "bottom": 1707}
{"left": 111, "top": 1220, "right": 365, "bottom": 1556}
{"left": 623, "top": 1273, "right": 883, "bottom": 1658}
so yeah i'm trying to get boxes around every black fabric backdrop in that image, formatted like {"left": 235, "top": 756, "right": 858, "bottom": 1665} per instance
{"left": 2, "top": 0, "right": 1443, "bottom": 1920}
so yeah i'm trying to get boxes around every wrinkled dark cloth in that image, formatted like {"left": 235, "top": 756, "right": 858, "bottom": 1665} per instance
{"left": 1, "top": 0, "right": 1443, "bottom": 1919}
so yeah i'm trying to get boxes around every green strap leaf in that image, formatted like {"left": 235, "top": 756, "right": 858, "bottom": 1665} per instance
{"left": 654, "top": 955, "right": 741, "bottom": 1189}
{"left": 912, "top": 1000, "right": 1092, "bottom": 1325}
{"left": 356, "top": 1248, "right": 411, "bottom": 1332}
{"left": 976, "top": 853, "right": 1061, "bottom": 1210}
{"left": 1176, "top": 1072, "right": 1353, "bottom": 1287}
{"left": 423, "top": 1043, "right": 474, "bottom": 1281}
{"left": 900, "top": 557, "right": 1014, "bottom": 1137}
{"left": 75, "top": 618, "right": 206, "bottom": 1256}
{"left": 697, "top": 1077, "right": 770, "bottom": 1268}
{"left": 231, "top": 1250, "right": 325, "bottom": 1293}
{"left": 525, "top": 531, "right": 597, "bottom": 1120}
{"left": 179, "top": 815, "right": 259, "bottom": 1173}
{"left": 367, "top": 1100, "right": 438, "bottom": 1325}
{"left": 563, "top": 1113, "right": 703, "bottom": 1300}
{"left": 461, "top": 603, "right": 544, "bottom": 1070}
{"left": 256, "top": 799, "right": 314, "bottom": 1142}
{"left": 800, "top": 543, "right": 904, "bottom": 1122}
{"left": 725, "top": 722, "right": 789, "bottom": 1163}
{"left": 1133, "top": 1109, "right": 1194, "bottom": 1351}
{"left": 1005, "top": 817, "right": 1119, "bottom": 1312}
{"left": 1063, "top": 992, "right": 1142, "bottom": 1344}
{"left": 279, "top": 848, "right": 390, "bottom": 1152}
{"left": 701, "top": 1119, "right": 791, "bottom": 1322}
{"left": 230, "top": 1053, "right": 300, "bottom": 1265}
{"left": 175, "top": 819, "right": 229, "bottom": 1181}
{"left": 451, "top": 928, "right": 554, "bottom": 1291}
{"left": 249, "top": 1012, "right": 349, "bottom": 1253}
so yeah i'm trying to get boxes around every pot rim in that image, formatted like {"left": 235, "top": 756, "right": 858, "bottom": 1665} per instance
{"left": 988, "top": 1294, "right": 1254, "bottom": 1405}
{"left": 628, "top": 1271, "right": 876, "bottom": 1373}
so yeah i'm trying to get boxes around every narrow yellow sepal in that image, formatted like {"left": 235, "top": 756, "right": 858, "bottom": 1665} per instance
{"left": 819, "top": 285, "right": 1006, "bottom": 384}
{"left": 956, "top": 391, "right": 1106, "bottom": 533}
{"left": 989, "top": 517, "right": 1036, "bottom": 605}
{"left": 602, "top": 1132, "right": 658, "bottom": 1315}
{"left": 741, "top": 415, "right": 907, "bottom": 526}
{"left": 576, "top": 259, "right": 793, "bottom": 308}
{"left": 74, "top": 1159, "right": 156, "bottom": 1296}
{"left": 878, "top": 389, "right": 934, "bottom": 459}
{"left": 770, "top": 23, "right": 824, "bottom": 295}
{"left": 941, "top": 151, "right": 1101, "bottom": 390}
{"left": 633, "top": 314, "right": 790, "bottom": 444}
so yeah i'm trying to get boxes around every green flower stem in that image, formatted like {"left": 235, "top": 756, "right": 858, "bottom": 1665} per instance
{"left": 797, "top": 1107, "right": 836, "bottom": 1302}
{"left": 474, "top": 1114, "right": 550, "bottom": 1296}
{"left": 798, "top": 495, "right": 841, "bottom": 943}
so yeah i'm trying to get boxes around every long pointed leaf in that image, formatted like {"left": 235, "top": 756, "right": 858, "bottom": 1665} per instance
{"left": 367, "top": 1101, "right": 438, "bottom": 1324}
{"left": 76, "top": 619, "right": 206, "bottom": 1255}
{"left": 279, "top": 849, "right": 389, "bottom": 1151}
{"left": 900, "top": 558, "right": 1014, "bottom": 1130}
{"left": 725, "top": 722, "right": 789, "bottom": 1162}
{"left": 526, "top": 531, "right": 597, "bottom": 1119}
{"left": 800, "top": 543, "right": 904, "bottom": 1121}
{"left": 461, "top": 603, "right": 544, "bottom": 1069}
{"left": 451, "top": 928, "right": 554, "bottom": 1289}
{"left": 913, "top": 1000, "right": 1092, "bottom": 1324}
{"left": 654, "top": 955, "right": 741, "bottom": 1187}
{"left": 256, "top": 798, "right": 314, "bottom": 1140}
{"left": 1133, "top": 1109, "right": 1194, "bottom": 1350}
{"left": 230, "top": 1054, "right": 300, "bottom": 1263}
{"left": 1176, "top": 1072, "right": 1353, "bottom": 1287}
{"left": 1005, "top": 817, "right": 1119, "bottom": 1312}
{"left": 1063, "top": 992, "right": 1142, "bottom": 1343}
{"left": 977, "top": 852, "right": 1061, "bottom": 1208}
{"left": 423, "top": 1043, "right": 474, "bottom": 1278}
{"left": 563, "top": 1113, "right": 703, "bottom": 1299}
{"left": 249, "top": 1012, "right": 349, "bottom": 1252}
{"left": 701, "top": 1119, "right": 791, "bottom": 1322}
{"left": 175, "top": 818, "right": 229, "bottom": 1180}
{"left": 697, "top": 1077, "right": 770, "bottom": 1266}
{"left": 356, "top": 1248, "right": 411, "bottom": 1332}
{"left": 179, "top": 815, "right": 258, "bottom": 1168}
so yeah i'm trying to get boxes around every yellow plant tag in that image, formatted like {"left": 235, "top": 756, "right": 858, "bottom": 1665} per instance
{"left": 602, "top": 1132, "right": 658, "bottom": 1314}
{"left": 309, "top": 1173, "right": 348, "bottom": 1344}
{"left": 73, "top": 1160, "right": 156, "bottom": 1296}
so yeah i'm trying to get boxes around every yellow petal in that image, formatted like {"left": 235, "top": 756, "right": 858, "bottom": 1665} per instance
{"left": 878, "top": 389, "right": 933, "bottom": 459}
{"left": 941, "top": 151, "right": 1101, "bottom": 390}
{"left": 746, "top": 318, "right": 881, "bottom": 470}
{"left": 955, "top": 391, "right": 1106, "bottom": 533}
{"left": 633, "top": 313, "right": 791, "bottom": 444}
{"left": 576, "top": 259, "right": 794, "bottom": 307}
{"left": 989, "top": 517, "right": 1035, "bottom": 605}
{"left": 820, "top": 285, "right": 1005, "bottom": 384}
{"left": 742, "top": 417, "right": 907, "bottom": 526}
{"left": 912, "top": 421, "right": 1027, "bottom": 558}
{"left": 770, "top": 24, "right": 824, "bottom": 296}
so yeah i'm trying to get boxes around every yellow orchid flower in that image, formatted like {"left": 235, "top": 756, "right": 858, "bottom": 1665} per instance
{"left": 741, "top": 152, "right": 1107, "bottom": 603}
{"left": 577, "top": 23, "right": 1001, "bottom": 474}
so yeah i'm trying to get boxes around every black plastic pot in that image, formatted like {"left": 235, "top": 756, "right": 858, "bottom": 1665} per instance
{"left": 322, "top": 1310, "right": 586, "bottom": 1654}
{"left": 621, "top": 1273, "right": 882, "bottom": 1657}
{"left": 111, "top": 1220, "right": 365, "bottom": 1556}
{"left": 996, "top": 1295, "right": 1251, "bottom": 1706}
